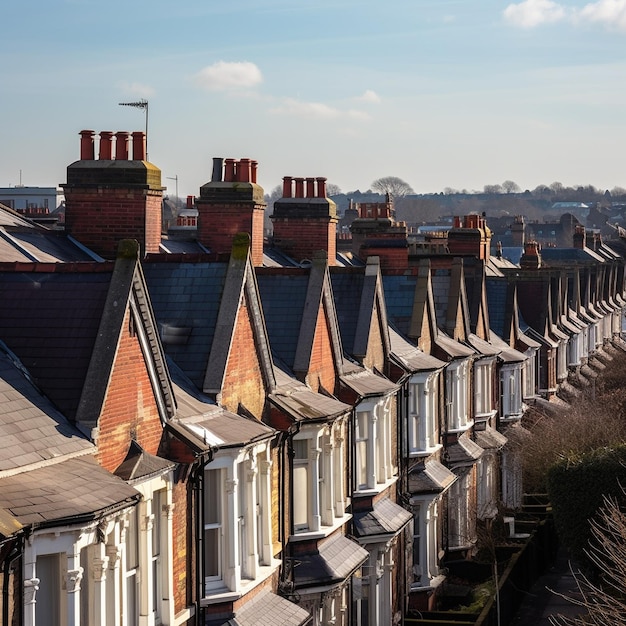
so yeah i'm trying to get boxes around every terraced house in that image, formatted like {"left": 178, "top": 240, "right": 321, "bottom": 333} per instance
{"left": 1, "top": 129, "right": 625, "bottom": 625}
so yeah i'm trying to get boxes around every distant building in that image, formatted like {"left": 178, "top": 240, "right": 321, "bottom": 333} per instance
{"left": 0, "top": 186, "right": 64, "bottom": 227}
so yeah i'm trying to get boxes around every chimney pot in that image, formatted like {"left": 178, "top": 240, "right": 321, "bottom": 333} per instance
{"left": 99, "top": 131, "right": 114, "bottom": 160}
{"left": 282, "top": 176, "right": 293, "bottom": 198}
{"left": 211, "top": 158, "right": 224, "bottom": 182}
{"left": 305, "top": 177, "right": 315, "bottom": 198}
{"left": 316, "top": 177, "right": 327, "bottom": 198}
{"left": 251, "top": 160, "right": 258, "bottom": 184}
{"left": 187, "top": 195, "right": 195, "bottom": 208}
{"left": 238, "top": 158, "right": 251, "bottom": 183}
{"left": 224, "top": 158, "right": 236, "bottom": 183}
{"left": 115, "top": 131, "right": 130, "bottom": 160}
{"left": 294, "top": 177, "right": 305, "bottom": 198}
{"left": 131, "top": 131, "right": 146, "bottom": 160}
{"left": 79, "top": 130, "right": 95, "bottom": 160}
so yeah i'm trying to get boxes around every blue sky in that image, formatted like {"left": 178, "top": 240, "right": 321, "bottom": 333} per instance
{"left": 2, "top": 0, "right": 626, "bottom": 198}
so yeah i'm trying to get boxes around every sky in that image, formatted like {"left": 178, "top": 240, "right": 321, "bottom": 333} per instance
{"left": 2, "top": 0, "right": 626, "bottom": 199}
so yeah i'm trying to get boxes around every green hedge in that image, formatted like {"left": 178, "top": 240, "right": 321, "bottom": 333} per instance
{"left": 547, "top": 444, "right": 626, "bottom": 568}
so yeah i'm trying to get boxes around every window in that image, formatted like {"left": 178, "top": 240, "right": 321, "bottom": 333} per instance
{"left": 408, "top": 373, "right": 441, "bottom": 455}
{"left": 204, "top": 444, "right": 274, "bottom": 594}
{"left": 446, "top": 361, "right": 470, "bottom": 432}
{"left": 152, "top": 490, "right": 164, "bottom": 622}
{"left": 292, "top": 421, "right": 348, "bottom": 537}
{"left": 474, "top": 361, "right": 493, "bottom": 420}
{"left": 354, "top": 394, "right": 395, "bottom": 493}
{"left": 447, "top": 472, "right": 473, "bottom": 549}
{"left": 125, "top": 507, "right": 139, "bottom": 620}
{"left": 501, "top": 365, "right": 522, "bottom": 420}
{"left": 522, "top": 350, "right": 537, "bottom": 399}
{"left": 204, "top": 468, "right": 224, "bottom": 585}
{"left": 411, "top": 498, "right": 442, "bottom": 587}
{"left": 477, "top": 455, "right": 497, "bottom": 519}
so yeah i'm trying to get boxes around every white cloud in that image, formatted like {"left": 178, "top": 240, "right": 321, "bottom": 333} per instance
{"left": 503, "top": 0, "right": 567, "bottom": 27}
{"left": 578, "top": 0, "right": 626, "bottom": 31}
{"left": 119, "top": 82, "right": 155, "bottom": 98}
{"left": 193, "top": 61, "right": 263, "bottom": 91}
{"left": 357, "top": 89, "right": 381, "bottom": 103}
{"left": 269, "top": 98, "right": 371, "bottom": 121}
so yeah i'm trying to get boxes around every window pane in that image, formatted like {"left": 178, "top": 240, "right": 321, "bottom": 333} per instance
{"left": 204, "top": 528, "right": 220, "bottom": 577}
{"left": 204, "top": 470, "right": 221, "bottom": 525}
{"left": 293, "top": 464, "right": 309, "bottom": 528}
{"left": 126, "top": 508, "right": 139, "bottom": 570}
{"left": 293, "top": 439, "right": 308, "bottom": 460}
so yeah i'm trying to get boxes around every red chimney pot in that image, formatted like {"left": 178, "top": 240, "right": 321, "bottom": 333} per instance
{"left": 131, "top": 131, "right": 146, "bottom": 160}
{"left": 99, "top": 132, "right": 114, "bottom": 160}
{"left": 115, "top": 131, "right": 130, "bottom": 161}
{"left": 79, "top": 130, "right": 95, "bottom": 160}
{"left": 282, "top": 176, "right": 293, "bottom": 198}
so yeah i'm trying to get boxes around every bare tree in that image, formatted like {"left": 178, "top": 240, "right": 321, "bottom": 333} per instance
{"left": 371, "top": 176, "right": 414, "bottom": 197}
{"left": 550, "top": 495, "right": 626, "bottom": 626}
{"left": 483, "top": 184, "right": 503, "bottom": 194}
{"left": 502, "top": 180, "right": 520, "bottom": 194}
{"left": 326, "top": 183, "right": 342, "bottom": 196}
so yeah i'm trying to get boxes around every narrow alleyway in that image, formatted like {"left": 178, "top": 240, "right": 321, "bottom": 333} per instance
{"left": 510, "top": 548, "right": 587, "bottom": 625}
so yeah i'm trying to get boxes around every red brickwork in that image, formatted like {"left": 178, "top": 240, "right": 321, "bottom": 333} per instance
{"left": 359, "top": 245, "right": 408, "bottom": 272}
{"left": 197, "top": 203, "right": 265, "bottom": 267}
{"left": 96, "top": 308, "right": 163, "bottom": 471}
{"left": 220, "top": 298, "right": 266, "bottom": 419}
{"left": 272, "top": 220, "right": 337, "bottom": 266}
{"left": 64, "top": 188, "right": 162, "bottom": 259}
{"left": 171, "top": 479, "right": 193, "bottom": 613}
{"left": 307, "top": 302, "right": 338, "bottom": 393}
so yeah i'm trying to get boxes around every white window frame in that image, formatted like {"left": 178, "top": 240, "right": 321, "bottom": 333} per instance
{"left": 446, "top": 360, "right": 471, "bottom": 433}
{"left": 477, "top": 454, "right": 497, "bottom": 520}
{"left": 410, "top": 497, "right": 442, "bottom": 588}
{"left": 292, "top": 420, "right": 349, "bottom": 539}
{"left": 408, "top": 372, "right": 442, "bottom": 457}
{"left": 447, "top": 471, "right": 474, "bottom": 549}
{"left": 522, "top": 348, "right": 538, "bottom": 399}
{"left": 474, "top": 359, "right": 495, "bottom": 422}
{"left": 354, "top": 394, "right": 396, "bottom": 495}
{"left": 501, "top": 363, "right": 523, "bottom": 421}
{"left": 203, "top": 442, "right": 275, "bottom": 595}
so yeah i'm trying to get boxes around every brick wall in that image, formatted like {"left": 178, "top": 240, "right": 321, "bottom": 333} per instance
{"left": 96, "top": 308, "right": 163, "bottom": 471}
{"left": 272, "top": 219, "right": 337, "bottom": 265}
{"left": 64, "top": 187, "right": 162, "bottom": 259}
{"left": 307, "top": 302, "right": 338, "bottom": 393}
{"left": 172, "top": 478, "right": 193, "bottom": 613}
{"left": 220, "top": 298, "right": 266, "bottom": 419}
{"left": 196, "top": 203, "right": 265, "bottom": 266}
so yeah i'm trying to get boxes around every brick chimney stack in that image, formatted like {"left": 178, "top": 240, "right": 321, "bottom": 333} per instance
{"left": 195, "top": 157, "right": 266, "bottom": 266}
{"left": 520, "top": 241, "right": 542, "bottom": 270}
{"left": 447, "top": 214, "right": 491, "bottom": 260}
{"left": 271, "top": 175, "right": 338, "bottom": 265}
{"left": 511, "top": 215, "right": 525, "bottom": 247}
{"left": 573, "top": 225, "right": 586, "bottom": 249}
{"left": 63, "top": 129, "right": 163, "bottom": 260}
{"left": 348, "top": 195, "right": 408, "bottom": 270}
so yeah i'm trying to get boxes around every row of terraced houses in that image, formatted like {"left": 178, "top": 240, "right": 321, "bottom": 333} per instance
{"left": 1, "top": 130, "right": 625, "bottom": 626}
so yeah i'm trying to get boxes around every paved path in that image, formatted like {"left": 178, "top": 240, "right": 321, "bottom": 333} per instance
{"left": 510, "top": 548, "right": 587, "bottom": 625}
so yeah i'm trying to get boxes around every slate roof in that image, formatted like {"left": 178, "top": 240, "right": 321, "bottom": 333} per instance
{"left": 352, "top": 497, "right": 411, "bottom": 538}
{"left": 0, "top": 455, "right": 139, "bottom": 527}
{"left": 388, "top": 327, "right": 446, "bottom": 373}
{"left": 382, "top": 274, "right": 420, "bottom": 337}
{"left": 256, "top": 271, "right": 309, "bottom": 369}
{"left": 114, "top": 440, "right": 175, "bottom": 484}
{"left": 0, "top": 347, "right": 93, "bottom": 472}
{"left": 170, "top": 374, "right": 275, "bottom": 451}
{"left": 0, "top": 266, "right": 113, "bottom": 420}
{"left": 270, "top": 367, "right": 351, "bottom": 423}
{"left": 292, "top": 532, "right": 368, "bottom": 589}
{"left": 467, "top": 333, "right": 500, "bottom": 357}
{"left": 330, "top": 270, "right": 365, "bottom": 356}
{"left": 0, "top": 206, "right": 99, "bottom": 262}
{"left": 143, "top": 261, "right": 228, "bottom": 389}
{"left": 485, "top": 279, "right": 508, "bottom": 338}
{"left": 408, "top": 459, "right": 457, "bottom": 494}
{"left": 446, "top": 432, "right": 483, "bottom": 467}
{"left": 234, "top": 590, "right": 311, "bottom": 626}
{"left": 541, "top": 247, "right": 605, "bottom": 265}
{"left": 475, "top": 426, "right": 508, "bottom": 450}
{"left": 340, "top": 361, "right": 398, "bottom": 398}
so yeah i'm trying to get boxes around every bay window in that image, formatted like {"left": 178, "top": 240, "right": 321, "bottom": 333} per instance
{"left": 292, "top": 420, "right": 348, "bottom": 537}
{"left": 354, "top": 394, "right": 395, "bottom": 494}
{"left": 501, "top": 364, "right": 523, "bottom": 421}
{"left": 408, "top": 372, "right": 441, "bottom": 456}
{"left": 474, "top": 360, "right": 494, "bottom": 421}
{"left": 203, "top": 443, "right": 274, "bottom": 594}
{"left": 446, "top": 360, "right": 471, "bottom": 432}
